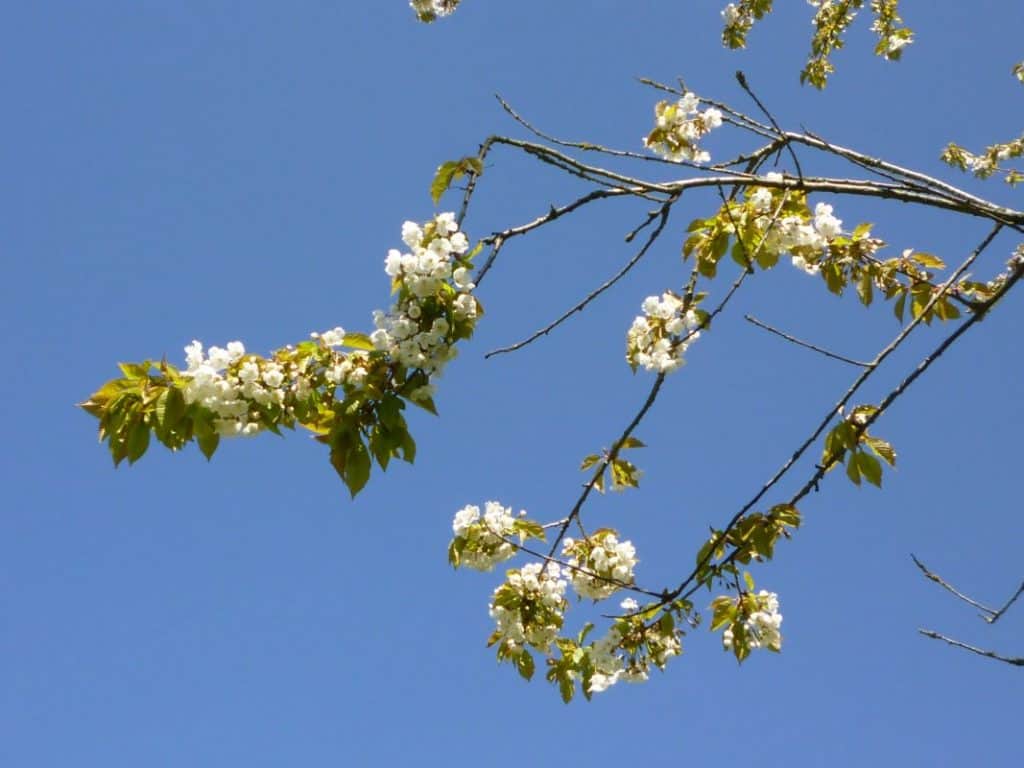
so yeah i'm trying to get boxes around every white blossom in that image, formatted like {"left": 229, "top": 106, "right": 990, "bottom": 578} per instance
{"left": 723, "top": 590, "right": 784, "bottom": 652}
{"left": 562, "top": 530, "right": 638, "bottom": 600}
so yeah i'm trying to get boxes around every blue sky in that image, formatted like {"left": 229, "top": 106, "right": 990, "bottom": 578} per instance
{"left": 3, "top": 2, "right": 1023, "bottom": 765}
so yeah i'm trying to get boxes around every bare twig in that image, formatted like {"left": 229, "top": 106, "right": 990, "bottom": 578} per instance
{"left": 485, "top": 195, "right": 677, "bottom": 358}
{"left": 918, "top": 630, "right": 1024, "bottom": 667}
{"left": 745, "top": 314, "right": 872, "bottom": 368}
{"left": 912, "top": 554, "right": 1024, "bottom": 625}
{"left": 989, "top": 582, "right": 1024, "bottom": 624}
{"left": 911, "top": 554, "right": 998, "bottom": 617}
{"left": 495, "top": 94, "right": 750, "bottom": 176}
{"left": 735, "top": 71, "right": 804, "bottom": 181}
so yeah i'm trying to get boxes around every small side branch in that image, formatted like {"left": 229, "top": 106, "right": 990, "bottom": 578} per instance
{"left": 485, "top": 197, "right": 677, "bottom": 358}
{"left": 734, "top": 71, "right": 804, "bottom": 181}
{"left": 745, "top": 314, "right": 873, "bottom": 368}
{"left": 911, "top": 554, "right": 997, "bottom": 617}
{"left": 990, "top": 581, "right": 1024, "bottom": 624}
{"left": 913, "top": 554, "right": 1024, "bottom": 626}
{"left": 918, "top": 630, "right": 1024, "bottom": 667}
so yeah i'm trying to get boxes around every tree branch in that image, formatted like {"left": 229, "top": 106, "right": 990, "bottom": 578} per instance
{"left": 918, "top": 630, "right": 1024, "bottom": 667}
{"left": 484, "top": 195, "right": 677, "bottom": 358}
{"left": 744, "top": 314, "right": 872, "bottom": 367}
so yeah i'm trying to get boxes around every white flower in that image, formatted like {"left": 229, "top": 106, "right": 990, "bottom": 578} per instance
{"left": 401, "top": 221, "right": 423, "bottom": 248}
{"left": 262, "top": 365, "right": 285, "bottom": 389}
{"left": 238, "top": 361, "right": 260, "bottom": 384}
{"left": 702, "top": 108, "right": 723, "bottom": 130}
{"left": 722, "top": 590, "right": 784, "bottom": 652}
{"left": 562, "top": 530, "right": 638, "bottom": 600}
{"left": 226, "top": 341, "right": 246, "bottom": 362}
{"left": 184, "top": 340, "right": 204, "bottom": 371}
{"left": 450, "top": 501, "right": 517, "bottom": 571}
{"left": 319, "top": 327, "right": 346, "bottom": 347}
{"left": 813, "top": 202, "right": 843, "bottom": 240}
{"left": 452, "top": 267, "right": 475, "bottom": 291}
{"left": 791, "top": 255, "right": 820, "bottom": 275}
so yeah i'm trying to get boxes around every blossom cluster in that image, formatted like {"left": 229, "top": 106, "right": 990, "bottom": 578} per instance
{"left": 183, "top": 340, "right": 292, "bottom": 437}
{"left": 489, "top": 562, "right": 568, "bottom": 656}
{"left": 642, "top": 93, "right": 723, "bottom": 164}
{"left": 450, "top": 501, "right": 518, "bottom": 571}
{"left": 177, "top": 213, "right": 478, "bottom": 442}
{"left": 586, "top": 596, "right": 683, "bottom": 694}
{"left": 588, "top": 622, "right": 645, "bottom": 693}
{"left": 626, "top": 291, "right": 702, "bottom": 373}
{"left": 723, "top": 590, "right": 783, "bottom": 652}
{"left": 747, "top": 173, "right": 845, "bottom": 274}
{"left": 410, "top": 0, "right": 460, "bottom": 23}
{"left": 562, "top": 530, "right": 638, "bottom": 600}
{"left": 375, "top": 213, "right": 476, "bottom": 384}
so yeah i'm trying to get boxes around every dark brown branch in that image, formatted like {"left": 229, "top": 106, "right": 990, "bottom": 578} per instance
{"left": 670, "top": 223, "right": 1005, "bottom": 603}
{"left": 546, "top": 373, "right": 667, "bottom": 560}
{"left": 745, "top": 314, "right": 872, "bottom": 368}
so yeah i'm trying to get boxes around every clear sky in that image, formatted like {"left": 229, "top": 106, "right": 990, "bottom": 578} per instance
{"left": 3, "top": 2, "right": 1022, "bottom": 766}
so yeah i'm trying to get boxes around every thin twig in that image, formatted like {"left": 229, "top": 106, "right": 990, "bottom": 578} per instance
{"left": 735, "top": 71, "right": 804, "bottom": 181}
{"left": 918, "top": 630, "right": 1024, "bottom": 667}
{"left": 484, "top": 196, "right": 677, "bottom": 358}
{"left": 671, "top": 223, "right": 1005, "bottom": 604}
{"left": 547, "top": 373, "right": 667, "bottom": 560}
{"left": 498, "top": 536, "right": 665, "bottom": 600}
{"left": 496, "top": 93, "right": 749, "bottom": 175}
{"left": 474, "top": 187, "right": 642, "bottom": 287}
{"left": 911, "top": 554, "right": 997, "bottom": 616}
{"left": 989, "top": 582, "right": 1024, "bottom": 624}
{"left": 745, "top": 314, "right": 872, "bottom": 368}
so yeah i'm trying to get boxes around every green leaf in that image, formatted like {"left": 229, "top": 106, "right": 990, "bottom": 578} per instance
{"left": 845, "top": 453, "right": 862, "bottom": 486}
{"left": 448, "top": 537, "right": 465, "bottom": 568}
{"left": 430, "top": 156, "right": 483, "bottom": 204}
{"left": 743, "top": 571, "right": 755, "bottom": 592}
{"left": 407, "top": 394, "right": 438, "bottom": 416}
{"left": 125, "top": 422, "right": 150, "bottom": 464}
{"left": 558, "top": 674, "right": 574, "bottom": 704}
{"left": 856, "top": 450, "right": 883, "bottom": 487}
{"left": 197, "top": 431, "right": 219, "bottom": 461}
{"left": 857, "top": 271, "right": 874, "bottom": 307}
{"left": 430, "top": 161, "right": 460, "bottom": 204}
{"left": 117, "top": 362, "right": 151, "bottom": 380}
{"left": 864, "top": 436, "right": 897, "bottom": 466}
{"left": 154, "top": 386, "right": 186, "bottom": 430}
{"left": 342, "top": 439, "right": 371, "bottom": 498}
{"left": 512, "top": 519, "right": 546, "bottom": 542}
{"left": 620, "top": 436, "right": 645, "bottom": 449}
{"left": 710, "top": 596, "right": 736, "bottom": 632}
{"left": 893, "top": 291, "right": 907, "bottom": 322}
{"left": 769, "top": 503, "right": 801, "bottom": 529}
{"left": 579, "top": 454, "right": 601, "bottom": 471}
{"left": 852, "top": 222, "right": 874, "bottom": 240}
{"left": 912, "top": 252, "right": 946, "bottom": 270}
{"left": 515, "top": 650, "right": 535, "bottom": 681}
{"left": 342, "top": 332, "right": 376, "bottom": 352}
